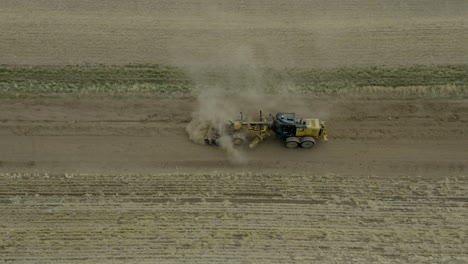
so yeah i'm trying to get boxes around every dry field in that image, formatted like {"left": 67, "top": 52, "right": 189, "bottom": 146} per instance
{"left": 1, "top": 172, "right": 467, "bottom": 263}
{"left": 1, "top": 0, "right": 468, "bottom": 263}
{"left": 0, "top": 0, "right": 467, "bottom": 67}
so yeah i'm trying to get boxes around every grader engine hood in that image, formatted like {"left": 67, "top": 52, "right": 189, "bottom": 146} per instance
{"left": 295, "top": 118, "right": 320, "bottom": 138}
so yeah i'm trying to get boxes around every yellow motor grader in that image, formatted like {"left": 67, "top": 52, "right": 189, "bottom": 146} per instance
{"left": 205, "top": 111, "right": 328, "bottom": 149}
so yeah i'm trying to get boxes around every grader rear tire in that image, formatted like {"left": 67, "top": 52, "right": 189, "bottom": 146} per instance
{"left": 232, "top": 137, "right": 245, "bottom": 145}
{"left": 300, "top": 137, "right": 316, "bottom": 149}
{"left": 232, "top": 132, "right": 246, "bottom": 146}
{"left": 285, "top": 137, "right": 300, "bottom": 148}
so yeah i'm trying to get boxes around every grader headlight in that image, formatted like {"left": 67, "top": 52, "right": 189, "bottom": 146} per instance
{"left": 233, "top": 121, "right": 243, "bottom": 130}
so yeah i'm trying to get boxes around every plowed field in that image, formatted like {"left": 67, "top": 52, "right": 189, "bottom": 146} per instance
{"left": 1, "top": 0, "right": 467, "bottom": 67}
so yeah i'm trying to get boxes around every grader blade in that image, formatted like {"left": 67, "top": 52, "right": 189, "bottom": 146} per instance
{"left": 204, "top": 124, "right": 219, "bottom": 146}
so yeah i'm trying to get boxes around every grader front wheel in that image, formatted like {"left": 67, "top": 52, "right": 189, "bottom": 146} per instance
{"left": 285, "top": 137, "right": 300, "bottom": 148}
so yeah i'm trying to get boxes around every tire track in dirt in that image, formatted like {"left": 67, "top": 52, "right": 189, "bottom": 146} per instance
{"left": 0, "top": 98, "right": 467, "bottom": 139}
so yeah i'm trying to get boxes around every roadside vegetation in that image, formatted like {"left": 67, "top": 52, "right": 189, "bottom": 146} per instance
{"left": 0, "top": 64, "right": 466, "bottom": 98}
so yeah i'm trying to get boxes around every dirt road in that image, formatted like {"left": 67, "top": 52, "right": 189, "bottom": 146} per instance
{"left": 0, "top": 97, "right": 467, "bottom": 175}
{"left": 1, "top": 98, "right": 467, "bottom": 263}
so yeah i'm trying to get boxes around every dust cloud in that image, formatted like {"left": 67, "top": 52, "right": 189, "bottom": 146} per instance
{"left": 182, "top": 45, "right": 323, "bottom": 164}
{"left": 185, "top": 86, "right": 247, "bottom": 165}
{"left": 183, "top": 47, "right": 262, "bottom": 165}
{"left": 177, "top": 4, "right": 332, "bottom": 163}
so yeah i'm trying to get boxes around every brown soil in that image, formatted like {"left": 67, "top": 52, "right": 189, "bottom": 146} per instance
{"left": 0, "top": 97, "right": 467, "bottom": 175}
